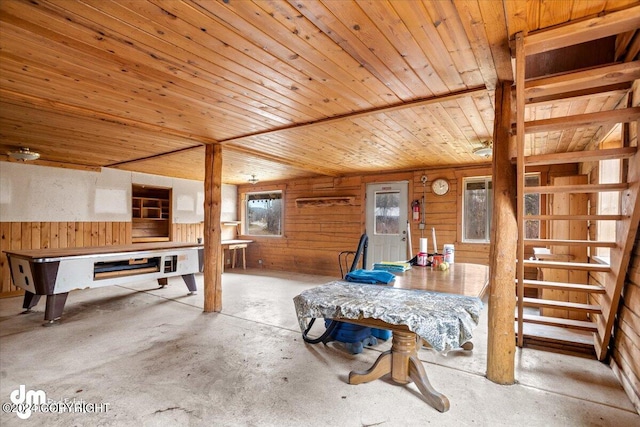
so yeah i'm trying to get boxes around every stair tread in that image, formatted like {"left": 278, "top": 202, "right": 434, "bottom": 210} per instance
{"left": 521, "top": 279, "right": 606, "bottom": 293}
{"left": 518, "top": 323, "right": 596, "bottom": 354}
{"left": 524, "top": 238, "right": 616, "bottom": 247}
{"left": 517, "top": 313, "right": 598, "bottom": 331}
{"left": 522, "top": 147, "right": 637, "bottom": 166}
{"left": 522, "top": 259, "right": 610, "bottom": 271}
{"left": 522, "top": 297, "right": 602, "bottom": 313}
{"left": 524, "top": 182, "right": 628, "bottom": 194}
{"left": 525, "top": 214, "right": 626, "bottom": 221}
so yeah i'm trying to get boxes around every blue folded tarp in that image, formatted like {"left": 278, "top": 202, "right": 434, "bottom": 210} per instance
{"left": 345, "top": 269, "right": 395, "bottom": 284}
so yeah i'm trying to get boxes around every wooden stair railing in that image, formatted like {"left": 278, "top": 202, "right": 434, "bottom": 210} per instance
{"left": 514, "top": 28, "right": 640, "bottom": 360}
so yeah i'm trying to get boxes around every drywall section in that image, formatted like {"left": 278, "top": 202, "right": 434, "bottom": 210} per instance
{"left": 1, "top": 163, "right": 237, "bottom": 223}
{"left": 221, "top": 184, "right": 237, "bottom": 222}
{"left": 0, "top": 162, "right": 130, "bottom": 222}
{"left": 132, "top": 172, "right": 236, "bottom": 224}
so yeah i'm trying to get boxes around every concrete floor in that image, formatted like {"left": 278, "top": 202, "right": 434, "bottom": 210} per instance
{"left": 0, "top": 269, "right": 638, "bottom": 426}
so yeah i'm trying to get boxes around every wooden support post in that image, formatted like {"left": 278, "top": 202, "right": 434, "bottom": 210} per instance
{"left": 515, "top": 32, "right": 526, "bottom": 348}
{"left": 486, "top": 80, "right": 517, "bottom": 384}
{"left": 203, "top": 144, "right": 223, "bottom": 313}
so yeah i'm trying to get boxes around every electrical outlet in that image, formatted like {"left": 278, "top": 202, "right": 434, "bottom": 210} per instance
{"left": 418, "top": 223, "right": 425, "bottom": 230}
{"left": 258, "top": 259, "right": 263, "bottom": 265}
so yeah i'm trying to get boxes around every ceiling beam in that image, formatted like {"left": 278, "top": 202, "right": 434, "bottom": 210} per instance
{"left": 0, "top": 155, "right": 102, "bottom": 172}
{"left": 106, "top": 146, "right": 204, "bottom": 168}
{"left": 523, "top": 5, "right": 640, "bottom": 56}
{"left": 0, "top": 88, "right": 218, "bottom": 145}
{"left": 217, "top": 86, "right": 489, "bottom": 145}
{"left": 104, "top": 84, "right": 487, "bottom": 176}
{"left": 2, "top": 85, "right": 488, "bottom": 177}
{"left": 221, "top": 145, "right": 341, "bottom": 177}
{"left": 477, "top": 0, "right": 514, "bottom": 82}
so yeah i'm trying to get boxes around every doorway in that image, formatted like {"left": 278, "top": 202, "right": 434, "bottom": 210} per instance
{"left": 365, "top": 181, "right": 408, "bottom": 268}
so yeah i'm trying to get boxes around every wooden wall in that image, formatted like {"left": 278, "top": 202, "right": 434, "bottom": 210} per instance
{"left": 238, "top": 175, "right": 365, "bottom": 277}
{"left": 172, "top": 223, "right": 205, "bottom": 243}
{"left": 0, "top": 222, "right": 206, "bottom": 297}
{"left": 236, "top": 167, "right": 494, "bottom": 278}
{"left": 612, "top": 228, "right": 640, "bottom": 413}
{"left": 610, "top": 87, "right": 639, "bottom": 412}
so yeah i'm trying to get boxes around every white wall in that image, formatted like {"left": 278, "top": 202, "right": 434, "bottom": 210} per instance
{"left": 0, "top": 162, "right": 237, "bottom": 223}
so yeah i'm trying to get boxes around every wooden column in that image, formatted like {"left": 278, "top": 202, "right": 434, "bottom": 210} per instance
{"left": 486, "top": 80, "right": 517, "bottom": 384}
{"left": 203, "top": 144, "right": 223, "bottom": 312}
{"left": 515, "top": 32, "right": 526, "bottom": 348}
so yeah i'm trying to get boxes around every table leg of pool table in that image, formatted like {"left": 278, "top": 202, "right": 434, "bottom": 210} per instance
{"left": 157, "top": 274, "right": 197, "bottom": 294}
{"left": 348, "top": 330, "right": 450, "bottom": 412}
{"left": 44, "top": 293, "right": 69, "bottom": 324}
{"left": 182, "top": 274, "right": 197, "bottom": 294}
{"left": 22, "top": 291, "right": 41, "bottom": 312}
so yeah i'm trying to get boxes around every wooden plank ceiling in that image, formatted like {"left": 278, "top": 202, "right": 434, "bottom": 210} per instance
{"left": 0, "top": 0, "right": 638, "bottom": 184}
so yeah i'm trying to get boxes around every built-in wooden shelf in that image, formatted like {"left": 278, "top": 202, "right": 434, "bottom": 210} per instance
{"left": 295, "top": 196, "right": 355, "bottom": 207}
{"left": 132, "top": 185, "right": 171, "bottom": 243}
{"left": 132, "top": 197, "right": 170, "bottom": 220}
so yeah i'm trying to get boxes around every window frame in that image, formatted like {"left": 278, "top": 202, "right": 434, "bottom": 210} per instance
{"left": 461, "top": 175, "right": 493, "bottom": 243}
{"left": 457, "top": 171, "right": 542, "bottom": 244}
{"left": 596, "top": 158, "right": 621, "bottom": 258}
{"left": 524, "top": 173, "right": 541, "bottom": 240}
{"left": 243, "top": 189, "right": 284, "bottom": 238}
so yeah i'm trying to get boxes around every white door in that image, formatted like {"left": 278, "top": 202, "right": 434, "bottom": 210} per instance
{"left": 365, "top": 181, "right": 408, "bottom": 268}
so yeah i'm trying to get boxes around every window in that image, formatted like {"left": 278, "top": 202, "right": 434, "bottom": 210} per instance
{"left": 463, "top": 177, "right": 492, "bottom": 242}
{"left": 524, "top": 174, "right": 541, "bottom": 239}
{"left": 245, "top": 191, "right": 283, "bottom": 236}
{"left": 462, "top": 174, "right": 541, "bottom": 243}
{"left": 597, "top": 158, "right": 621, "bottom": 258}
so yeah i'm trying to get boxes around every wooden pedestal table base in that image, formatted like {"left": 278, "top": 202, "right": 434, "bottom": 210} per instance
{"left": 348, "top": 330, "right": 450, "bottom": 412}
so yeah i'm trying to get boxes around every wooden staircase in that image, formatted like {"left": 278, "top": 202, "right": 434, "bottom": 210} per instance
{"left": 515, "top": 147, "right": 638, "bottom": 359}
{"left": 513, "top": 23, "right": 640, "bottom": 360}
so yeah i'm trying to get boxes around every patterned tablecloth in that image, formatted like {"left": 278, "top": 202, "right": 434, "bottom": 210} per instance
{"left": 293, "top": 281, "right": 483, "bottom": 353}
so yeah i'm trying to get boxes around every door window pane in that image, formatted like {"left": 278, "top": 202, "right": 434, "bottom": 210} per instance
{"left": 375, "top": 191, "right": 400, "bottom": 235}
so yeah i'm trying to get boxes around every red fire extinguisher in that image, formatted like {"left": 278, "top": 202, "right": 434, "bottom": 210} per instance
{"left": 412, "top": 200, "right": 420, "bottom": 222}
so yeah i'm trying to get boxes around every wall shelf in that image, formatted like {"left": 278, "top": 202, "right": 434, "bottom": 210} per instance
{"left": 295, "top": 196, "right": 355, "bottom": 207}
{"left": 132, "top": 185, "right": 171, "bottom": 243}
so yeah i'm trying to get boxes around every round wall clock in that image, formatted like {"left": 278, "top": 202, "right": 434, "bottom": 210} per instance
{"left": 431, "top": 178, "right": 449, "bottom": 196}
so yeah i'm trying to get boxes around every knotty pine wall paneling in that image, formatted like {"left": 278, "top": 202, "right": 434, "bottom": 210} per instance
{"left": 0, "top": 222, "right": 132, "bottom": 296}
{"left": 610, "top": 97, "right": 639, "bottom": 413}
{"left": 237, "top": 168, "right": 494, "bottom": 278}
{"left": 612, "top": 228, "right": 640, "bottom": 413}
{"left": 239, "top": 176, "right": 365, "bottom": 277}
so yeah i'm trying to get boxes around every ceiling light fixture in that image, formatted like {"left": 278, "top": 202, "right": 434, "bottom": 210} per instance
{"left": 473, "top": 141, "right": 493, "bottom": 158}
{"left": 7, "top": 147, "right": 40, "bottom": 161}
{"left": 248, "top": 174, "right": 259, "bottom": 185}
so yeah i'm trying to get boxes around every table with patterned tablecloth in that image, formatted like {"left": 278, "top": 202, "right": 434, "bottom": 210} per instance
{"left": 293, "top": 263, "right": 488, "bottom": 412}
